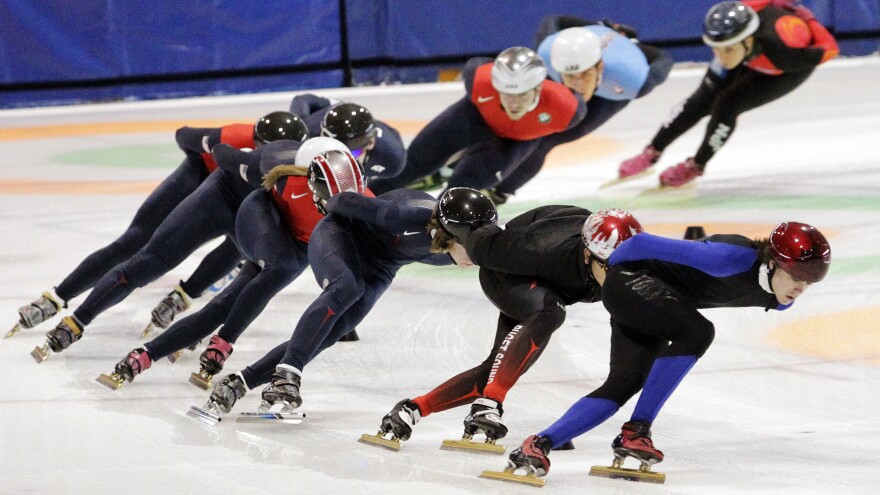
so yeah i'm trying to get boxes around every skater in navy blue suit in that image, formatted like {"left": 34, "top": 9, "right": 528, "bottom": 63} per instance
{"left": 291, "top": 94, "right": 406, "bottom": 181}
{"left": 97, "top": 139, "right": 366, "bottom": 391}
{"left": 9, "top": 114, "right": 300, "bottom": 339}
{"left": 32, "top": 113, "right": 310, "bottom": 363}
{"left": 190, "top": 188, "right": 496, "bottom": 420}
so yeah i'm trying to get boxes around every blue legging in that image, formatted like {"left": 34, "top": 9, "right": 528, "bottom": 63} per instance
{"left": 279, "top": 220, "right": 395, "bottom": 371}
{"left": 72, "top": 171, "right": 249, "bottom": 326}
{"left": 55, "top": 158, "right": 207, "bottom": 302}
{"left": 369, "top": 97, "right": 541, "bottom": 194}
{"left": 143, "top": 190, "right": 308, "bottom": 359}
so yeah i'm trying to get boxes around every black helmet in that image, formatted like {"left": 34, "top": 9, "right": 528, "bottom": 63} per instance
{"left": 437, "top": 188, "right": 498, "bottom": 241}
{"left": 321, "top": 103, "right": 378, "bottom": 150}
{"left": 307, "top": 150, "right": 365, "bottom": 213}
{"left": 702, "top": 1, "right": 760, "bottom": 47}
{"left": 254, "top": 111, "right": 308, "bottom": 145}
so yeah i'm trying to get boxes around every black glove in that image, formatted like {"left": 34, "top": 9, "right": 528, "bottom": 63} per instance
{"left": 600, "top": 18, "right": 639, "bottom": 39}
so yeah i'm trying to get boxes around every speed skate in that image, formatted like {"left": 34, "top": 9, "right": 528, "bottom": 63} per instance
{"left": 440, "top": 434, "right": 505, "bottom": 454}
{"left": 235, "top": 401, "right": 305, "bottom": 424}
{"left": 358, "top": 431, "right": 403, "bottom": 451}
{"left": 479, "top": 463, "right": 545, "bottom": 487}
{"left": 589, "top": 456, "right": 666, "bottom": 484}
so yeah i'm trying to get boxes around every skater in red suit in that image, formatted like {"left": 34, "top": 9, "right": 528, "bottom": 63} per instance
{"left": 617, "top": 0, "right": 838, "bottom": 188}
{"left": 368, "top": 46, "right": 585, "bottom": 196}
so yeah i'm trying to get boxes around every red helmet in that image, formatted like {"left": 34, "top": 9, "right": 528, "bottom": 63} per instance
{"left": 769, "top": 222, "right": 831, "bottom": 283}
{"left": 581, "top": 208, "right": 644, "bottom": 262}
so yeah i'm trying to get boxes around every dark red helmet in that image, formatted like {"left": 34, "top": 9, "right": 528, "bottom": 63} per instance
{"left": 308, "top": 150, "right": 365, "bottom": 207}
{"left": 769, "top": 222, "right": 831, "bottom": 283}
{"left": 581, "top": 208, "right": 644, "bottom": 262}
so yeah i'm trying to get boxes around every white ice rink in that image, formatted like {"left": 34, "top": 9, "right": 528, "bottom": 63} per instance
{"left": 1, "top": 57, "right": 879, "bottom": 495}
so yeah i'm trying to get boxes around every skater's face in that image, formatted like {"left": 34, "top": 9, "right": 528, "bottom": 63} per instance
{"left": 711, "top": 38, "right": 753, "bottom": 69}
{"left": 448, "top": 241, "right": 474, "bottom": 267}
{"left": 770, "top": 262, "right": 812, "bottom": 305}
{"left": 499, "top": 89, "right": 538, "bottom": 120}
{"left": 561, "top": 60, "right": 603, "bottom": 101}
{"left": 585, "top": 248, "right": 607, "bottom": 286}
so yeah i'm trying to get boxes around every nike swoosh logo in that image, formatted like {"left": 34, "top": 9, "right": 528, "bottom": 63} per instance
{"left": 291, "top": 192, "right": 310, "bottom": 199}
{"left": 403, "top": 231, "right": 421, "bottom": 236}
{"left": 477, "top": 96, "right": 495, "bottom": 103}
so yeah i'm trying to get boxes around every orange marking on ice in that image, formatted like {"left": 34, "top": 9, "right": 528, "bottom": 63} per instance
{"left": 0, "top": 120, "right": 237, "bottom": 142}
{"left": 769, "top": 306, "right": 880, "bottom": 366}
{"left": 0, "top": 179, "right": 159, "bottom": 195}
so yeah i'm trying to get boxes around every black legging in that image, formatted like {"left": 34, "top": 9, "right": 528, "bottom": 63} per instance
{"left": 651, "top": 65, "right": 814, "bottom": 167}
{"left": 588, "top": 267, "right": 715, "bottom": 405}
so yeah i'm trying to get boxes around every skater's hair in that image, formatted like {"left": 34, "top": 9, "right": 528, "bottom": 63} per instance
{"left": 753, "top": 237, "right": 773, "bottom": 265}
{"left": 428, "top": 210, "right": 456, "bottom": 254}
{"left": 262, "top": 165, "right": 309, "bottom": 191}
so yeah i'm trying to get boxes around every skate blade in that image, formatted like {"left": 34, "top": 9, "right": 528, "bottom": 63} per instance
{"left": 440, "top": 437, "right": 505, "bottom": 455}
{"left": 589, "top": 465, "right": 666, "bottom": 484}
{"left": 235, "top": 411, "right": 306, "bottom": 424}
{"left": 639, "top": 182, "right": 696, "bottom": 196}
{"left": 599, "top": 168, "right": 655, "bottom": 189}
{"left": 31, "top": 344, "right": 51, "bottom": 363}
{"left": 166, "top": 350, "right": 183, "bottom": 364}
{"left": 96, "top": 373, "right": 124, "bottom": 390}
{"left": 188, "top": 372, "right": 212, "bottom": 390}
{"left": 479, "top": 469, "right": 545, "bottom": 487}
{"left": 187, "top": 405, "right": 223, "bottom": 425}
{"left": 6, "top": 322, "right": 23, "bottom": 339}
{"left": 139, "top": 323, "right": 154, "bottom": 339}
{"left": 358, "top": 433, "right": 402, "bottom": 451}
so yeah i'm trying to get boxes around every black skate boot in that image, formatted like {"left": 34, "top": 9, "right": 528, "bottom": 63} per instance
{"left": 9, "top": 291, "right": 64, "bottom": 338}
{"left": 481, "top": 188, "right": 509, "bottom": 206}
{"left": 142, "top": 285, "right": 191, "bottom": 337}
{"left": 260, "top": 365, "right": 302, "bottom": 413}
{"left": 359, "top": 399, "right": 421, "bottom": 451}
{"left": 32, "top": 316, "right": 83, "bottom": 363}
{"left": 338, "top": 328, "right": 359, "bottom": 342}
{"left": 589, "top": 420, "right": 666, "bottom": 484}
{"left": 97, "top": 348, "right": 153, "bottom": 390}
{"left": 187, "top": 373, "right": 248, "bottom": 425}
{"left": 188, "top": 335, "right": 233, "bottom": 390}
{"left": 441, "top": 398, "right": 507, "bottom": 454}
{"left": 481, "top": 434, "right": 551, "bottom": 486}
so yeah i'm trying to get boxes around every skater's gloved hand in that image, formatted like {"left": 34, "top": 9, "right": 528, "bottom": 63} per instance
{"left": 600, "top": 18, "right": 638, "bottom": 39}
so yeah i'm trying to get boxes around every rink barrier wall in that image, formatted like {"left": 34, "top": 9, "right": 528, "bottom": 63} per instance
{"left": 0, "top": 0, "right": 877, "bottom": 108}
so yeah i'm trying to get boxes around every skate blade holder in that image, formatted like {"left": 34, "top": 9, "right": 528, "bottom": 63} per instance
{"left": 96, "top": 373, "right": 124, "bottom": 390}
{"left": 187, "top": 405, "right": 223, "bottom": 425}
{"left": 166, "top": 350, "right": 183, "bottom": 364}
{"left": 358, "top": 431, "right": 403, "bottom": 451}
{"left": 589, "top": 457, "right": 666, "bottom": 484}
{"left": 479, "top": 467, "right": 545, "bottom": 487}
{"left": 188, "top": 370, "right": 213, "bottom": 390}
{"left": 235, "top": 411, "right": 305, "bottom": 424}
{"left": 6, "top": 322, "right": 23, "bottom": 339}
{"left": 440, "top": 435, "right": 505, "bottom": 454}
{"left": 599, "top": 168, "right": 656, "bottom": 189}
{"left": 139, "top": 322, "right": 155, "bottom": 339}
{"left": 31, "top": 343, "right": 52, "bottom": 363}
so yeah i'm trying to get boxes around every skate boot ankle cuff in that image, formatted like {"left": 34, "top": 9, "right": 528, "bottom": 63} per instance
{"left": 171, "top": 285, "right": 193, "bottom": 309}
{"left": 206, "top": 335, "right": 234, "bottom": 358}
{"left": 276, "top": 364, "right": 302, "bottom": 377}
{"left": 473, "top": 397, "right": 503, "bottom": 415}
{"left": 46, "top": 289, "right": 65, "bottom": 310}
{"left": 235, "top": 372, "right": 251, "bottom": 392}
{"left": 130, "top": 348, "right": 153, "bottom": 372}
{"left": 534, "top": 435, "right": 553, "bottom": 455}
{"left": 622, "top": 420, "right": 653, "bottom": 438}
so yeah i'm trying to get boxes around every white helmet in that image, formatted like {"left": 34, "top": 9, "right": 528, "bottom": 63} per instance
{"left": 491, "top": 46, "right": 547, "bottom": 95}
{"left": 294, "top": 136, "right": 350, "bottom": 166}
{"left": 551, "top": 27, "right": 602, "bottom": 74}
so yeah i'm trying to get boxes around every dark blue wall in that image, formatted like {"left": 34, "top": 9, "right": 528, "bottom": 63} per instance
{"left": 0, "top": 0, "right": 877, "bottom": 108}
